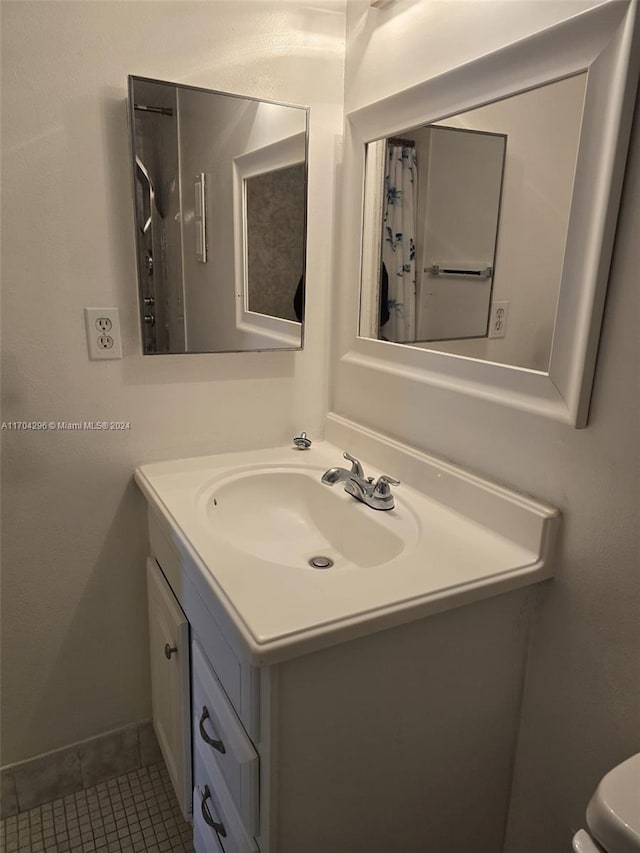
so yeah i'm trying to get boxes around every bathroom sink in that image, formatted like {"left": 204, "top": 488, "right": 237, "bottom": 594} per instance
{"left": 199, "top": 466, "right": 418, "bottom": 569}
{"left": 135, "top": 425, "right": 559, "bottom": 659}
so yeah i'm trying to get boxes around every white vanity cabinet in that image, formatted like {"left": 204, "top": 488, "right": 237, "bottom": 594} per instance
{"left": 137, "top": 429, "right": 559, "bottom": 852}
{"left": 145, "top": 507, "right": 539, "bottom": 853}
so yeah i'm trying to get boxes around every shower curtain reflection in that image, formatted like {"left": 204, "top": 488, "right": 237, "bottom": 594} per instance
{"left": 380, "top": 142, "right": 417, "bottom": 343}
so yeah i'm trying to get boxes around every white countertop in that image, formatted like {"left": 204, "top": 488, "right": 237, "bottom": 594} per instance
{"left": 135, "top": 419, "right": 560, "bottom": 663}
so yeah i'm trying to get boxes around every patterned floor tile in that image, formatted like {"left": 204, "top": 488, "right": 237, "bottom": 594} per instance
{"left": 0, "top": 764, "right": 192, "bottom": 853}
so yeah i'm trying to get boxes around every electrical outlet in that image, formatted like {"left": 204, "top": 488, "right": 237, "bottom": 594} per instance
{"left": 488, "top": 301, "right": 509, "bottom": 339}
{"left": 85, "top": 308, "right": 123, "bottom": 360}
{"left": 95, "top": 317, "right": 112, "bottom": 333}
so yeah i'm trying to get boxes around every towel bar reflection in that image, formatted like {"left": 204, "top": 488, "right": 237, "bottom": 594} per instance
{"left": 426, "top": 265, "right": 493, "bottom": 279}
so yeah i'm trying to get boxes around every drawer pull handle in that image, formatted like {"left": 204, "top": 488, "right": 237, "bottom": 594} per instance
{"left": 201, "top": 785, "right": 227, "bottom": 837}
{"left": 199, "top": 706, "right": 226, "bottom": 754}
{"left": 164, "top": 644, "right": 177, "bottom": 659}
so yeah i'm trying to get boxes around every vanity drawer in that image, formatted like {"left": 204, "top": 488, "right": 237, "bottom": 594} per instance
{"left": 192, "top": 640, "right": 259, "bottom": 835}
{"left": 194, "top": 739, "right": 258, "bottom": 853}
{"left": 193, "top": 786, "right": 225, "bottom": 853}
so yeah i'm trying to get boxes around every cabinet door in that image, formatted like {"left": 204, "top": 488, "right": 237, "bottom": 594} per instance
{"left": 147, "top": 558, "right": 192, "bottom": 818}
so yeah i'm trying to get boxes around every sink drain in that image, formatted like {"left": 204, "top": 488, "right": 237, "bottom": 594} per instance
{"left": 308, "top": 556, "right": 333, "bottom": 569}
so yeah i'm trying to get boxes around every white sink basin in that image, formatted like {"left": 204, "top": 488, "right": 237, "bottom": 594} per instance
{"left": 200, "top": 467, "right": 418, "bottom": 569}
{"left": 135, "top": 422, "right": 560, "bottom": 660}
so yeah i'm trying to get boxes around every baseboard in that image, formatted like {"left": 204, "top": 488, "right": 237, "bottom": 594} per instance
{"left": 0, "top": 721, "right": 161, "bottom": 818}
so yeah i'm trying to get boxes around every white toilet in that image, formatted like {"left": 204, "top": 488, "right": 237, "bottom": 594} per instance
{"left": 572, "top": 753, "right": 640, "bottom": 852}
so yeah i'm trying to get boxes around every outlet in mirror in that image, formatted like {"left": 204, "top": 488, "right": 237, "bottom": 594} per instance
{"left": 128, "top": 76, "right": 308, "bottom": 354}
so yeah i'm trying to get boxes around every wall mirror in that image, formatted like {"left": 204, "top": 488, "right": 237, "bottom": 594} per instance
{"left": 127, "top": 76, "right": 308, "bottom": 354}
{"left": 346, "top": 1, "right": 639, "bottom": 426}
{"left": 360, "top": 74, "right": 586, "bottom": 373}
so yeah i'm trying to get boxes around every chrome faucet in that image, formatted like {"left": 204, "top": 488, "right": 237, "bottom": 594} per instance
{"left": 321, "top": 452, "right": 399, "bottom": 511}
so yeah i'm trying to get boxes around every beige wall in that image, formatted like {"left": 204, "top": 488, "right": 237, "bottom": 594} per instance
{"left": 0, "top": 0, "right": 345, "bottom": 765}
{"left": 339, "top": 2, "right": 639, "bottom": 852}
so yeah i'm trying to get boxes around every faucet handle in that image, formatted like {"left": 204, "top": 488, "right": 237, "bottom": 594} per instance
{"left": 293, "top": 431, "right": 312, "bottom": 449}
{"left": 373, "top": 474, "right": 400, "bottom": 497}
{"left": 342, "top": 451, "right": 364, "bottom": 478}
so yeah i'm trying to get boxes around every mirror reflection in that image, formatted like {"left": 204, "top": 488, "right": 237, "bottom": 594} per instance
{"left": 360, "top": 73, "right": 587, "bottom": 372}
{"left": 246, "top": 163, "right": 306, "bottom": 323}
{"left": 128, "top": 76, "right": 308, "bottom": 354}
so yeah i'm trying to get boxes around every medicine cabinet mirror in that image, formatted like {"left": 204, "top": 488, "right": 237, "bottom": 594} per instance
{"left": 347, "top": 0, "right": 639, "bottom": 426}
{"left": 127, "top": 76, "right": 308, "bottom": 354}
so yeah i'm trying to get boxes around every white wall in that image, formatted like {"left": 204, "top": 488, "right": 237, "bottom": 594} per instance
{"left": 0, "top": 0, "right": 345, "bottom": 765}
{"left": 338, "top": 2, "right": 639, "bottom": 852}
{"left": 503, "top": 95, "right": 640, "bottom": 851}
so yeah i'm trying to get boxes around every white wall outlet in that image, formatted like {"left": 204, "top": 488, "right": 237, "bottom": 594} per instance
{"left": 488, "top": 301, "right": 510, "bottom": 339}
{"left": 84, "top": 308, "right": 123, "bottom": 360}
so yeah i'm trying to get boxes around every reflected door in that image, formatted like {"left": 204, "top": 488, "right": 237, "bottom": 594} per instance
{"left": 416, "top": 125, "right": 506, "bottom": 341}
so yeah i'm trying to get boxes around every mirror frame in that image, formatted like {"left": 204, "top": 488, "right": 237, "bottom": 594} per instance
{"left": 344, "top": 1, "right": 639, "bottom": 427}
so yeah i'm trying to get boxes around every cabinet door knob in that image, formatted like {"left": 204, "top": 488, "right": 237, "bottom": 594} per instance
{"left": 201, "top": 785, "right": 226, "bottom": 837}
{"left": 199, "top": 706, "right": 225, "bottom": 754}
{"left": 164, "top": 643, "right": 177, "bottom": 660}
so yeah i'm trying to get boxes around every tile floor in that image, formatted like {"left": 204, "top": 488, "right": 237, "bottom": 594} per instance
{"left": 0, "top": 763, "right": 193, "bottom": 853}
